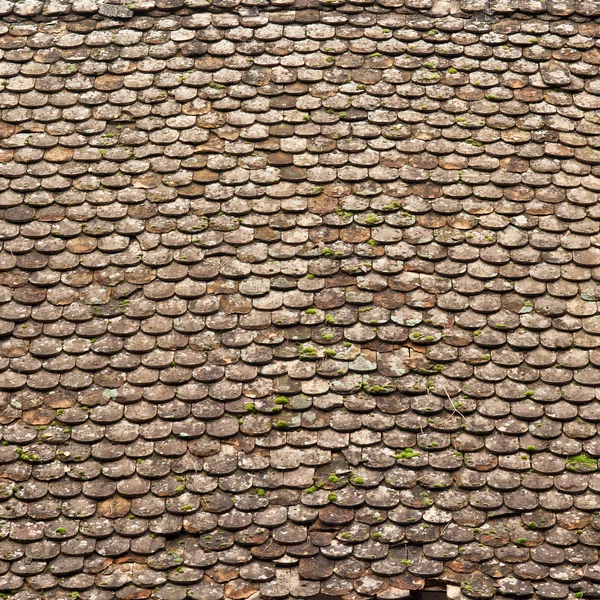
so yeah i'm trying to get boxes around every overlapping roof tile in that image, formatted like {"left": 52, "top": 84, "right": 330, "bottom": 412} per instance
{"left": 1, "top": 0, "right": 600, "bottom": 599}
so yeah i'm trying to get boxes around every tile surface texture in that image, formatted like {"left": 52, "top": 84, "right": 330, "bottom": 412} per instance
{"left": 0, "top": 0, "right": 600, "bottom": 599}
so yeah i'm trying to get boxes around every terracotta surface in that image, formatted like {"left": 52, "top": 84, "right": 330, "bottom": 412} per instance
{"left": 0, "top": 0, "right": 599, "bottom": 599}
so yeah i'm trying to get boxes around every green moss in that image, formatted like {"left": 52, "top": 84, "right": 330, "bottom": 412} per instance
{"left": 335, "top": 207, "right": 352, "bottom": 218}
{"left": 305, "top": 307, "right": 317, "bottom": 314}
{"left": 396, "top": 448, "right": 420, "bottom": 460}
{"left": 299, "top": 345, "right": 317, "bottom": 360}
{"left": 328, "top": 474, "right": 340, "bottom": 483}
{"left": 274, "top": 396, "right": 288, "bottom": 405}
{"left": 15, "top": 448, "right": 39, "bottom": 462}
{"left": 566, "top": 453, "right": 598, "bottom": 471}
{"left": 363, "top": 382, "right": 394, "bottom": 395}
{"left": 465, "top": 138, "right": 484, "bottom": 147}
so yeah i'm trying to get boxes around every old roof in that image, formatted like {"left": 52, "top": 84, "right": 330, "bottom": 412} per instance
{"left": 1, "top": 0, "right": 600, "bottom": 598}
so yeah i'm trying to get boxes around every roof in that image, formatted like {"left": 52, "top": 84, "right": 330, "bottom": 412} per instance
{"left": 1, "top": 0, "right": 600, "bottom": 599}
